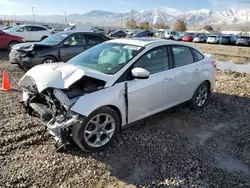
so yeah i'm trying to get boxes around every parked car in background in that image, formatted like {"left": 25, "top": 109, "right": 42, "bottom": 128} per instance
{"left": 207, "top": 35, "right": 219, "bottom": 44}
{"left": 155, "top": 30, "right": 164, "bottom": 38}
{"left": 0, "top": 29, "right": 25, "bottom": 50}
{"left": 109, "top": 30, "right": 127, "bottom": 38}
{"left": 219, "top": 35, "right": 233, "bottom": 45}
{"left": 19, "top": 38, "right": 216, "bottom": 152}
{"left": 2, "top": 26, "right": 12, "bottom": 30}
{"left": 133, "top": 30, "right": 154, "bottom": 37}
{"left": 64, "top": 24, "right": 92, "bottom": 32}
{"left": 42, "top": 25, "right": 56, "bottom": 34}
{"left": 9, "top": 31, "right": 110, "bottom": 70}
{"left": 91, "top": 28, "right": 106, "bottom": 34}
{"left": 5, "top": 25, "right": 52, "bottom": 42}
{"left": 173, "top": 33, "right": 184, "bottom": 41}
{"left": 193, "top": 35, "right": 208, "bottom": 43}
{"left": 126, "top": 29, "right": 137, "bottom": 37}
{"left": 236, "top": 36, "right": 250, "bottom": 46}
{"left": 164, "top": 30, "right": 178, "bottom": 39}
{"left": 107, "top": 29, "right": 115, "bottom": 34}
{"left": 182, "top": 33, "right": 195, "bottom": 42}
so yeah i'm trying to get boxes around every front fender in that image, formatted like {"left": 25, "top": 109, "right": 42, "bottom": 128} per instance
{"left": 70, "top": 83, "right": 126, "bottom": 126}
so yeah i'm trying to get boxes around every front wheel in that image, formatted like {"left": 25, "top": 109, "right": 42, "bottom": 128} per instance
{"left": 189, "top": 82, "right": 210, "bottom": 109}
{"left": 42, "top": 56, "right": 56, "bottom": 64}
{"left": 72, "top": 106, "right": 120, "bottom": 152}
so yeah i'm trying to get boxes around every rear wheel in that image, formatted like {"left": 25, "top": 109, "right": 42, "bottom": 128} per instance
{"left": 190, "top": 82, "right": 210, "bottom": 109}
{"left": 41, "top": 36, "right": 48, "bottom": 41}
{"left": 72, "top": 106, "right": 120, "bottom": 152}
{"left": 8, "top": 41, "right": 18, "bottom": 51}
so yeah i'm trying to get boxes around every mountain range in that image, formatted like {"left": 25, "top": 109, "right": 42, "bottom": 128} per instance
{"left": 2, "top": 8, "right": 250, "bottom": 28}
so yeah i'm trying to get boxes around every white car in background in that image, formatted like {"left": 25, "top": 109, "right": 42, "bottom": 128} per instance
{"left": 207, "top": 35, "right": 219, "bottom": 44}
{"left": 5, "top": 25, "right": 52, "bottom": 42}
{"left": 19, "top": 38, "right": 216, "bottom": 152}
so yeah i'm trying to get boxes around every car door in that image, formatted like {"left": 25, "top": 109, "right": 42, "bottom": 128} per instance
{"left": 23, "top": 26, "right": 34, "bottom": 41}
{"left": 85, "top": 34, "right": 106, "bottom": 48}
{"left": 59, "top": 33, "right": 88, "bottom": 62}
{"left": 0, "top": 30, "right": 8, "bottom": 49}
{"left": 170, "top": 45, "right": 203, "bottom": 104}
{"left": 127, "top": 46, "right": 176, "bottom": 123}
{"left": 32, "top": 26, "right": 47, "bottom": 41}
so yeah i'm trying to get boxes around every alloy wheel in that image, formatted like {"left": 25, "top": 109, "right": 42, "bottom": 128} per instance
{"left": 83, "top": 113, "right": 116, "bottom": 148}
{"left": 195, "top": 85, "right": 208, "bottom": 107}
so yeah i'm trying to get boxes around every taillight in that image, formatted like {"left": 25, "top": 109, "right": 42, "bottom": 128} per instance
{"left": 211, "top": 61, "right": 217, "bottom": 68}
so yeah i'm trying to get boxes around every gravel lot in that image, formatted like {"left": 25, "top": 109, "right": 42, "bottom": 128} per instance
{"left": 0, "top": 51, "right": 250, "bottom": 188}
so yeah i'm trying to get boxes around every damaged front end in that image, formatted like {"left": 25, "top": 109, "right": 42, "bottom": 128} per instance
{"left": 19, "top": 64, "right": 106, "bottom": 150}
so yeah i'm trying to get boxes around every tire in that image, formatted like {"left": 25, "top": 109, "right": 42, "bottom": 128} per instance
{"left": 72, "top": 106, "right": 120, "bottom": 152}
{"left": 41, "top": 36, "right": 48, "bottom": 41}
{"left": 189, "top": 82, "right": 210, "bottom": 110}
{"left": 8, "top": 41, "right": 18, "bottom": 51}
{"left": 42, "top": 56, "right": 57, "bottom": 64}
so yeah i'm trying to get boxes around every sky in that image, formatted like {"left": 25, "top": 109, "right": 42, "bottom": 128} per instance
{"left": 1, "top": 0, "right": 250, "bottom": 15}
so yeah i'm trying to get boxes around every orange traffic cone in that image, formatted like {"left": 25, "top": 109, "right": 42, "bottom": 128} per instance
{"left": 0, "top": 72, "right": 13, "bottom": 91}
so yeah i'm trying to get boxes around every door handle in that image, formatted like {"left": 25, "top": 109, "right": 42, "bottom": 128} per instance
{"left": 162, "top": 77, "right": 172, "bottom": 83}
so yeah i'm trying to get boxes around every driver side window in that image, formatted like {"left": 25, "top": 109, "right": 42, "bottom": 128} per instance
{"left": 133, "top": 46, "right": 169, "bottom": 74}
{"left": 66, "top": 34, "right": 86, "bottom": 46}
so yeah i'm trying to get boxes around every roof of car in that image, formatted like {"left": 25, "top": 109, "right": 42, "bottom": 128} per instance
{"left": 108, "top": 38, "right": 175, "bottom": 46}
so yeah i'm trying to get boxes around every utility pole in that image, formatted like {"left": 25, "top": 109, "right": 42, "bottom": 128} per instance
{"left": 32, "top": 7, "right": 35, "bottom": 24}
{"left": 120, "top": 14, "right": 123, "bottom": 29}
{"left": 64, "top": 12, "right": 67, "bottom": 25}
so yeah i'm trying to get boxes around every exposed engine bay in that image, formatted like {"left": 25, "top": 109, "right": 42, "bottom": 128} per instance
{"left": 21, "top": 75, "right": 106, "bottom": 150}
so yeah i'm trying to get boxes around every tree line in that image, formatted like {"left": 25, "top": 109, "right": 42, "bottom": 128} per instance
{"left": 126, "top": 18, "right": 214, "bottom": 32}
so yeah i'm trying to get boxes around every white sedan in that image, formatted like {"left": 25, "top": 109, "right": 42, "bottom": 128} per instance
{"left": 19, "top": 38, "right": 216, "bottom": 152}
{"left": 5, "top": 25, "right": 52, "bottom": 42}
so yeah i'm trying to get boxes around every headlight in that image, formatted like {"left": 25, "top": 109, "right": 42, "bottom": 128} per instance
{"left": 21, "top": 39, "right": 25, "bottom": 42}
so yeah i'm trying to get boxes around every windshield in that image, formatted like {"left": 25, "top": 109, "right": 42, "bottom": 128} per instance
{"left": 40, "top": 32, "right": 69, "bottom": 45}
{"left": 5, "top": 25, "right": 22, "bottom": 32}
{"left": 68, "top": 42, "right": 144, "bottom": 75}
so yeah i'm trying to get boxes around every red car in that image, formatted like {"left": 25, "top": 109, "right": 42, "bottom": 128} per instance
{"left": 182, "top": 34, "right": 195, "bottom": 42}
{"left": 0, "top": 30, "right": 25, "bottom": 50}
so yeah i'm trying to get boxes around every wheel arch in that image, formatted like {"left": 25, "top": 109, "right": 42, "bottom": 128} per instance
{"left": 106, "top": 105, "right": 122, "bottom": 130}
{"left": 203, "top": 80, "right": 211, "bottom": 94}
{"left": 43, "top": 55, "right": 59, "bottom": 62}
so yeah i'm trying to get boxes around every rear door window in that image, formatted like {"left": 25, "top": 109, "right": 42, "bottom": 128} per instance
{"left": 171, "top": 45, "right": 195, "bottom": 68}
{"left": 85, "top": 34, "right": 105, "bottom": 45}
{"left": 32, "top": 26, "right": 47, "bottom": 31}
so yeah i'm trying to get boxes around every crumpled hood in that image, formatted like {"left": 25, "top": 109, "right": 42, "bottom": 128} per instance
{"left": 12, "top": 42, "right": 54, "bottom": 51}
{"left": 18, "top": 63, "right": 111, "bottom": 92}
{"left": 12, "top": 42, "right": 36, "bottom": 51}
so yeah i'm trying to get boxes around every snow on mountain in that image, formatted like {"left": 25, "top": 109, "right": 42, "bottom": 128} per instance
{"left": 3, "top": 8, "right": 250, "bottom": 27}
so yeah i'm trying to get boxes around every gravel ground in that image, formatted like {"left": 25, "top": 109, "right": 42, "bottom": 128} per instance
{"left": 0, "top": 51, "right": 250, "bottom": 188}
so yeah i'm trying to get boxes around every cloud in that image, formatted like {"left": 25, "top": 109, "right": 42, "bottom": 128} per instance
{"left": 209, "top": 0, "right": 250, "bottom": 10}
{"left": 0, "top": 0, "right": 16, "bottom": 6}
{"left": 160, "top": 6, "right": 182, "bottom": 15}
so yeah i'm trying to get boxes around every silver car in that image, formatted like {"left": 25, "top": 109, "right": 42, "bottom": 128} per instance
{"left": 19, "top": 38, "right": 216, "bottom": 152}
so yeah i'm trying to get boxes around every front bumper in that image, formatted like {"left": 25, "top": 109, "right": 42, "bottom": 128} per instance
{"left": 9, "top": 50, "right": 44, "bottom": 70}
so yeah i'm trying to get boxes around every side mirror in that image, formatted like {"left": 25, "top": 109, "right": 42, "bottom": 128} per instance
{"left": 63, "top": 41, "right": 70, "bottom": 47}
{"left": 131, "top": 67, "right": 150, "bottom": 79}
